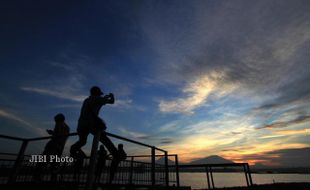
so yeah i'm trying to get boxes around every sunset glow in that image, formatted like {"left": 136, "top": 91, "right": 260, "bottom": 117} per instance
{"left": 1, "top": 0, "right": 309, "bottom": 168}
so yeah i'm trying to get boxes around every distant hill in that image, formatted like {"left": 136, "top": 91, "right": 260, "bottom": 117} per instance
{"left": 156, "top": 157, "right": 175, "bottom": 165}
{"left": 252, "top": 163, "right": 269, "bottom": 169}
{"left": 189, "top": 155, "right": 234, "bottom": 165}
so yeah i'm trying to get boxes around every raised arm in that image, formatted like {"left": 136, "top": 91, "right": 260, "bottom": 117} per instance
{"left": 96, "top": 93, "right": 115, "bottom": 105}
{"left": 102, "top": 93, "right": 114, "bottom": 104}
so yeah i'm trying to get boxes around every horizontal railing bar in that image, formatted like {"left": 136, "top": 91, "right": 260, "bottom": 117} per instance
{"left": 27, "top": 133, "right": 78, "bottom": 141}
{"left": 0, "top": 158, "right": 17, "bottom": 161}
{"left": 105, "top": 132, "right": 166, "bottom": 152}
{"left": 0, "top": 152, "right": 31, "bottom": 157}
{"left": 1, "top": 132, "right": 166, "bottom": 152}
{"left": 0, "top": 134, "right": 26, "bottom": 141}
{"left": 127, "top": 154, "right": 178, "bottom": 158}
{"left": 179, "top": 163, "right": 248, "bottom": 167}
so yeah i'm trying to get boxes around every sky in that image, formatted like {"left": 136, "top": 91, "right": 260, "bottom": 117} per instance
{"left": 0, "top": 0, "right": 310, "bottom": 166}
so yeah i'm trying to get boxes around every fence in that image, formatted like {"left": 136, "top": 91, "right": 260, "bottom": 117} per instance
{"left": 0, "top": 133, "right": 179, "bottom": 189}
{"left": 178, "top": 163, "right": 253, "bottom": 189}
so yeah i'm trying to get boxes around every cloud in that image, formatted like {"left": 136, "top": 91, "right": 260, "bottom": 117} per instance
{"left": 156, "top": 117, "right": 256, "bottom": 162}
{"left": 264, "top": 147, "right": 310, "bottom": 167}
{"left": 259, "top": 128, "right": 310, "bottom": 140}
{"left": 20, "top": 53, "right": 136, "bottom": 110}
{"left": 0, "top": 108, "right": 45, "bottom": 136}
{"left": 0, "top": 109, "right": 32, "bottom": 127}
{"left": 233, "top": 147, "right": 310, "bottom": 167}
{"left": 112, "top": 99, "right": 133, "bottom": 109}
{"left": 141, "top": 0, "right": 310, "bottom": 116}
{"left": 158, "top": 120, "right": 180, "bottom": 132}
{"left": 159, "top": 70, "right": 237, "bottom": 114}
{"left": 258, "top": 115, "right": 310, "bottom": 129}
{"left": 118, "top": 127, "right": 151, "bottom": 140}
{"left": 160, "top": 138, "right": 173, "bottom": 145}
{"left": 51, "top": 104, "right": 81, "bottom": 108}
{"left": 21, "top": 87, "right": 86, "bottom": 102}
{"left": 21, "top": 86, "right": 138, "bottom": 112}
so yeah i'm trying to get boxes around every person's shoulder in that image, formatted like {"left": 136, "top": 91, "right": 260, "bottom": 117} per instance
{"left": 84, "top": 96, "right": 91, "bottom": 102}
{"left": 88, "top": 95, "right": 103, "bottom": 101}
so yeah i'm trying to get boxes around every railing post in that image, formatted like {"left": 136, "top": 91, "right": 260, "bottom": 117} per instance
{"left": 243, "top": 164, "right": 250, "bottom": 187}
{"left": 85, "top": 130, "right": 101, "bottom": 190}
{"left": 8, "top": 140, "right": 28, "bottom": 184}
{"left": 164, "top": 151, "right": 169, "bottom": 187}
{"left": 206, "top": 166, "right": 211, "bottom": 190}
{"left": 247, "top": 163, "right": 253, "bottom": 186}
{"left": 209, "top": 166, "right": 214, "bottom": 188}
{"left": 175, "top": 155, "right": 180, "bottom": 187}
{"left": 129, "top": 156, "right": 134, "bottom": 184}
{"left": 151, "top": 146, "right": 156, "bottom": 187}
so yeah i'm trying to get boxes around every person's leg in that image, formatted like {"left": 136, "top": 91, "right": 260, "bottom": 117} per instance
{"left": 109, "top": 159, "right": 120, "bottom": 184}
{"left": 70, "top": 127, "right": 89, "bottom": 155}
{"left": 95, "top": 161, "right": 101, "bottom": 182}
{"left": 99, "top": 132, "right": 118, "bottom": 157}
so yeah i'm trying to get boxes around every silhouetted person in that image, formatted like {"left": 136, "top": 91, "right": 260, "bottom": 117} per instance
{"left": 34, "top": 113, "right": 70, "bottom": 181}
{"left": 73, "top": 149, "right": 86, "bottom": 183}
{"left": 95, "top": 145, "right": 108, "bottom": 183}
{"left": 109, "top": 144, "right": 127, "bottom": 184}
{"left": 44, "top": 113, "right": 70, "bottom": 156}
{"left": 70, "top": 86, "right": 119, "bottom": 160}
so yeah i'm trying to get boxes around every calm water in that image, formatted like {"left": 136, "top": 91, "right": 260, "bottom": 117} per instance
{"left": 179, "top": 172, "right": 310, "bottom": 189}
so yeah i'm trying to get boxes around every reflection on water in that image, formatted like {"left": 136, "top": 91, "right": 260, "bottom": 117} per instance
{"left": 180, "top": 172, "right": 310, "bottom": 189}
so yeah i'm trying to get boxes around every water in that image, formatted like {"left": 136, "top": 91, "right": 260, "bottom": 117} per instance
{"left": 179, "top": 172, "right": 310, "bottom": 189}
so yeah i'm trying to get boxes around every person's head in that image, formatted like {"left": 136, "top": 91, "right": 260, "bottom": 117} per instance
{"left": 54, "top": 113, "right": 65, "bottom": 123}
{"left": 90, "top": 86, "right": 103, "bottom": 96}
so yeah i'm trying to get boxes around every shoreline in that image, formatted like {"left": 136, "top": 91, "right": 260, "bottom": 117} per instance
{"left": 196, "top": 182, "right": 310, "bottom": 190}
{"left": 179, "top": 170, "right": 310, "bottom": 174}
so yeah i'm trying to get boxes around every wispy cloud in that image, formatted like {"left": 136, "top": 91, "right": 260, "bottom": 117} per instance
{"left": 224, "top": 147, "right": 310, "bottom": 167}
{"left": 142, "top": 0, "right": 310, "bottom": 116}
{"left": 160, "top": 137, "right": 174, "bottom": 145}
{"left": 266, "top": 128, "right": 310, "bottom": 137}
{"left": 112, "top": 99, "right": 133, "bottom": 108}
{"left": 0, "top": 109, "right": 32, "bottom": 126}
{"left": 0, "top": 108, "right": 45, "bottom": 136}
{"left": 21, "top": 87, "right": 86, "bottom": 102}
{"left": 159, "top": 70, "right": 237, "bottom": 114}
{"left": 20, "top": 54, "right": 90, "bottom": 103}
{"left": 118, "top": 127, "right": 151, "bottom": 140}
{"left": 258, "top": 115, "right": 310, "bottom": 129}
{"left": 158, "top": 120, "right": 180, "bottom": 132}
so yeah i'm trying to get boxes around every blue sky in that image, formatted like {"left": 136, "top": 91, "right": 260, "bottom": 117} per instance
{"left": 1, "top": 0, "right": 310, "bottom": 165}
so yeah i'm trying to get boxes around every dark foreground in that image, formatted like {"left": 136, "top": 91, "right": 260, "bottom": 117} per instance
{"left": 2, "top": 182, "right": 310, "bottom": 190}
{"left": 201, "top": 182, "right": 310, "bottom": 190}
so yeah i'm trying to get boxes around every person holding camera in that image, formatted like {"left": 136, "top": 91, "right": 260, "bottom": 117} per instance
{"left": 70, "top": 86, "right": 118, "bottom": 160}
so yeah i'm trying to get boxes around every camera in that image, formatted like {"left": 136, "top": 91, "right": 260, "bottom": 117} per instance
{"left": 104, "top": 93, "right": 114, "bottom": 98}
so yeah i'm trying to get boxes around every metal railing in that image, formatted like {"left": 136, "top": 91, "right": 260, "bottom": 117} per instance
{"left": 178, "top": 163, "right": 253, "bottom": 189}
{"left": 0, "top": 133, "right": 254, "bottom": 190}
{"left": 0, "top": 132, "right": 178, "bottom": 189}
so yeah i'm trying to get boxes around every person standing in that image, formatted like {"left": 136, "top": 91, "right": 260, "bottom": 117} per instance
{"left": 109, "top": 144, "right": 127, "bottom": 184}
{"left": 44, "top": 113, "right": 70, "bottom": 156}
{"left": 95, "top": 145, "right": 108, "bottom": 183}
{"left": 34, "top": 113, "right": 70, "bottom": 181}
{"left": 70, "top": 86, "right": 118, "bottom": 159}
